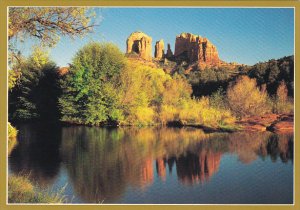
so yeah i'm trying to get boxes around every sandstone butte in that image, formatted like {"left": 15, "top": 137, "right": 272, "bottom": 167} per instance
{"left": 126, "top": 31, "right": 226, "bottom": 68}
{"left": 126, "top": 31, "right": 152, "bottom": 61}
{"left": 174, "top": 32, "right": 220, "bottom": 66}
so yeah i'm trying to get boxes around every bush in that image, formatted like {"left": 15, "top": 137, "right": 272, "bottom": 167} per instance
{"left": 160, "top": 97, "right": 235, "bottom": 128}
{"left": 8, "top": 175, "right": 66, "bottom": 203}
{"left": 210, "top": 88, "right": 228, "bottom": 110}
{"left": 227, "top": 76, "right": 270, "bottom": 118}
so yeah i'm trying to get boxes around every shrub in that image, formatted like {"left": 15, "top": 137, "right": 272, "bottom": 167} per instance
{"left": 227, "top": 76, "right": 270, "bottom": 118}
{"left": 161, "top": 97, "right": 236, "bottom": 128}
{"left": 8, "top": 175, "right": 66, "bottom": 203}
{"left": 210, "top": 88, "right": 228, "bottom": 110}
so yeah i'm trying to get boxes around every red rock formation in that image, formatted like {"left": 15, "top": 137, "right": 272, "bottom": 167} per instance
{"left": 174, "top": 32, "right": 220, "bottom": 66}
{"left": 126, "top": 31, "right": 152, "bottom": 61}
{"left": 154, "top": 39, "right": 164, "bottom": 60}
{"left": 58, "top": 66, "right": 69, "bottom": 76}
{"left": 165, "top": 43, "right": 174, "bottom": 60}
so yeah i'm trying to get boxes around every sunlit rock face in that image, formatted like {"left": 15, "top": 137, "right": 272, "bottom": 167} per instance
{"left": 154, "top": 39, "right": 165, "bottom": 60}
{"left": 174, "top": 32, "right": 220, "bottom": 66}
{"left": 126, "top": 31, "right": 152, "bottom": 61}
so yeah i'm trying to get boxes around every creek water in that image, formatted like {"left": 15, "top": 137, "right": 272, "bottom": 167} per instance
{"left": 8, "top": 123, "right": 293, "bottom": 204}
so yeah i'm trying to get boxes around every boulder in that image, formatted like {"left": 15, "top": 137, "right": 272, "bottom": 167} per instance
{"left": 267, "top": 114, "right": 294, "bottom": 133}
{"left": 126, "top": 31, "right": 152, "bottom": 61}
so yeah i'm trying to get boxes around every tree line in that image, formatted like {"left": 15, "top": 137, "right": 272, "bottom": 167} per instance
{"left": 9, "top": 42, "right": 293, "bottom": 129}
{"left": 7, "top": 7, "right": 294, "bottom": 129}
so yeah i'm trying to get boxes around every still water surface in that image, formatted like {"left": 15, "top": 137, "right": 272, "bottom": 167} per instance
{"left": 8, "top": 123, "right": 293, "bottom": 204}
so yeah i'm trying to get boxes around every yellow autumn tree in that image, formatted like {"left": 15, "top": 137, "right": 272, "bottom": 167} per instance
{"left": 227, "top": 76, "right": 270, "bottom": 118}
{"left": 275, "top": 81, "right": 293, "bottom": 114}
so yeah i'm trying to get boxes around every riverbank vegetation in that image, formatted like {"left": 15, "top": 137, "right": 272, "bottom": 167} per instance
{"left": 8, "top": 175, "right": 66, "bottom": 203}
{"left": 8, "top": 42, "right": 294, "bottom": 130}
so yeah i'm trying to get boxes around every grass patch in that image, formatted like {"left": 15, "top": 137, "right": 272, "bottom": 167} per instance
{"left": 219, "top": 124, "right": 241, "bottom": 132}
{"left": 8, "top": 175, "right": 67, "bottom": 203}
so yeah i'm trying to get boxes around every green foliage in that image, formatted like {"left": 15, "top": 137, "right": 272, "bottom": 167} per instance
{"left": 118, "top": 60, "right": 173, "bottom": 125}
{"left": 58, "top": 44, "right": 237, "bottom": 129}
{"left": 8, "top": 70, "right": 20, "bottom": 90}
{"left": 59, "top": 42, "right": 126, "bottom": 125}
{"left": 227, "top": 76, "right": 271, "bottom": 118}
{"left": 210, "top": 88, "right": 228, "bottom": 110}
{"left": 189, "top": 67, "right": 232, "bottom": 84}
{"left": 248, "top": 56, "right": 294, "bottom": 96}
{"left": 9, "top": 48, "right": 60, "bottom": 121}
{"left": 188, "top": 67, "right": 233, "bottom": 96}
{"left": 8, "top": 175, "right": 66, "bottom": 203}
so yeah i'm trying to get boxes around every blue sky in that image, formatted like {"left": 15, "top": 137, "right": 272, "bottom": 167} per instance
{"left": 16, "top": 8, "right": 294, "bottom": 66}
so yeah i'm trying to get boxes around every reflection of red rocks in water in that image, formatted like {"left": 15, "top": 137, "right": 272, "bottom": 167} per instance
{"left": 175, "top": 151, "right": 221, "bottom": 185}
{"left": 200, "top": 151, "right": 221, "bottom": 178}
{"left": 140, "top": 158, "right": 154, "bottom": 186}
{"left": 156, "top": 158, "right": 167, "bottom": 181}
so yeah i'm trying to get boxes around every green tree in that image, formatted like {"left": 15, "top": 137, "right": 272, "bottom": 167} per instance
{"left": 9, "top": 48, "right": 60, "bottom": 121}
{"left": 267, "top": 60, "right": 280, "bottom": 84}
{"left": 59, "top": 42, "right": 126, "bottom": 125}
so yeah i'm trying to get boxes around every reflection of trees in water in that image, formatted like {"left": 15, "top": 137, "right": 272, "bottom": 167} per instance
{"left": 60, "top": 127, "right": 293, "bottom": 203}
{"left": 60, "top": 127, "right": 153, "bottom": 203}
{"left": 9, "top": 125, "right": 294, "bottom": 203}
{"left": 9, "top": 123, "right": 62, "bottom": 187}
{"left": 226, "top": 132, "right": 294, "bottom": 164}
{"left": 60, "top": 127, "right": 212, "bottom": 202}
{"left": 266, "top": 133, "right": 293, "bottom": 163}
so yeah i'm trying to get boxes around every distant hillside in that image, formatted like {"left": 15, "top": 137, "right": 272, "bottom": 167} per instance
{"left": 189, "top": 55, "right": 294, "bottom": 97}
